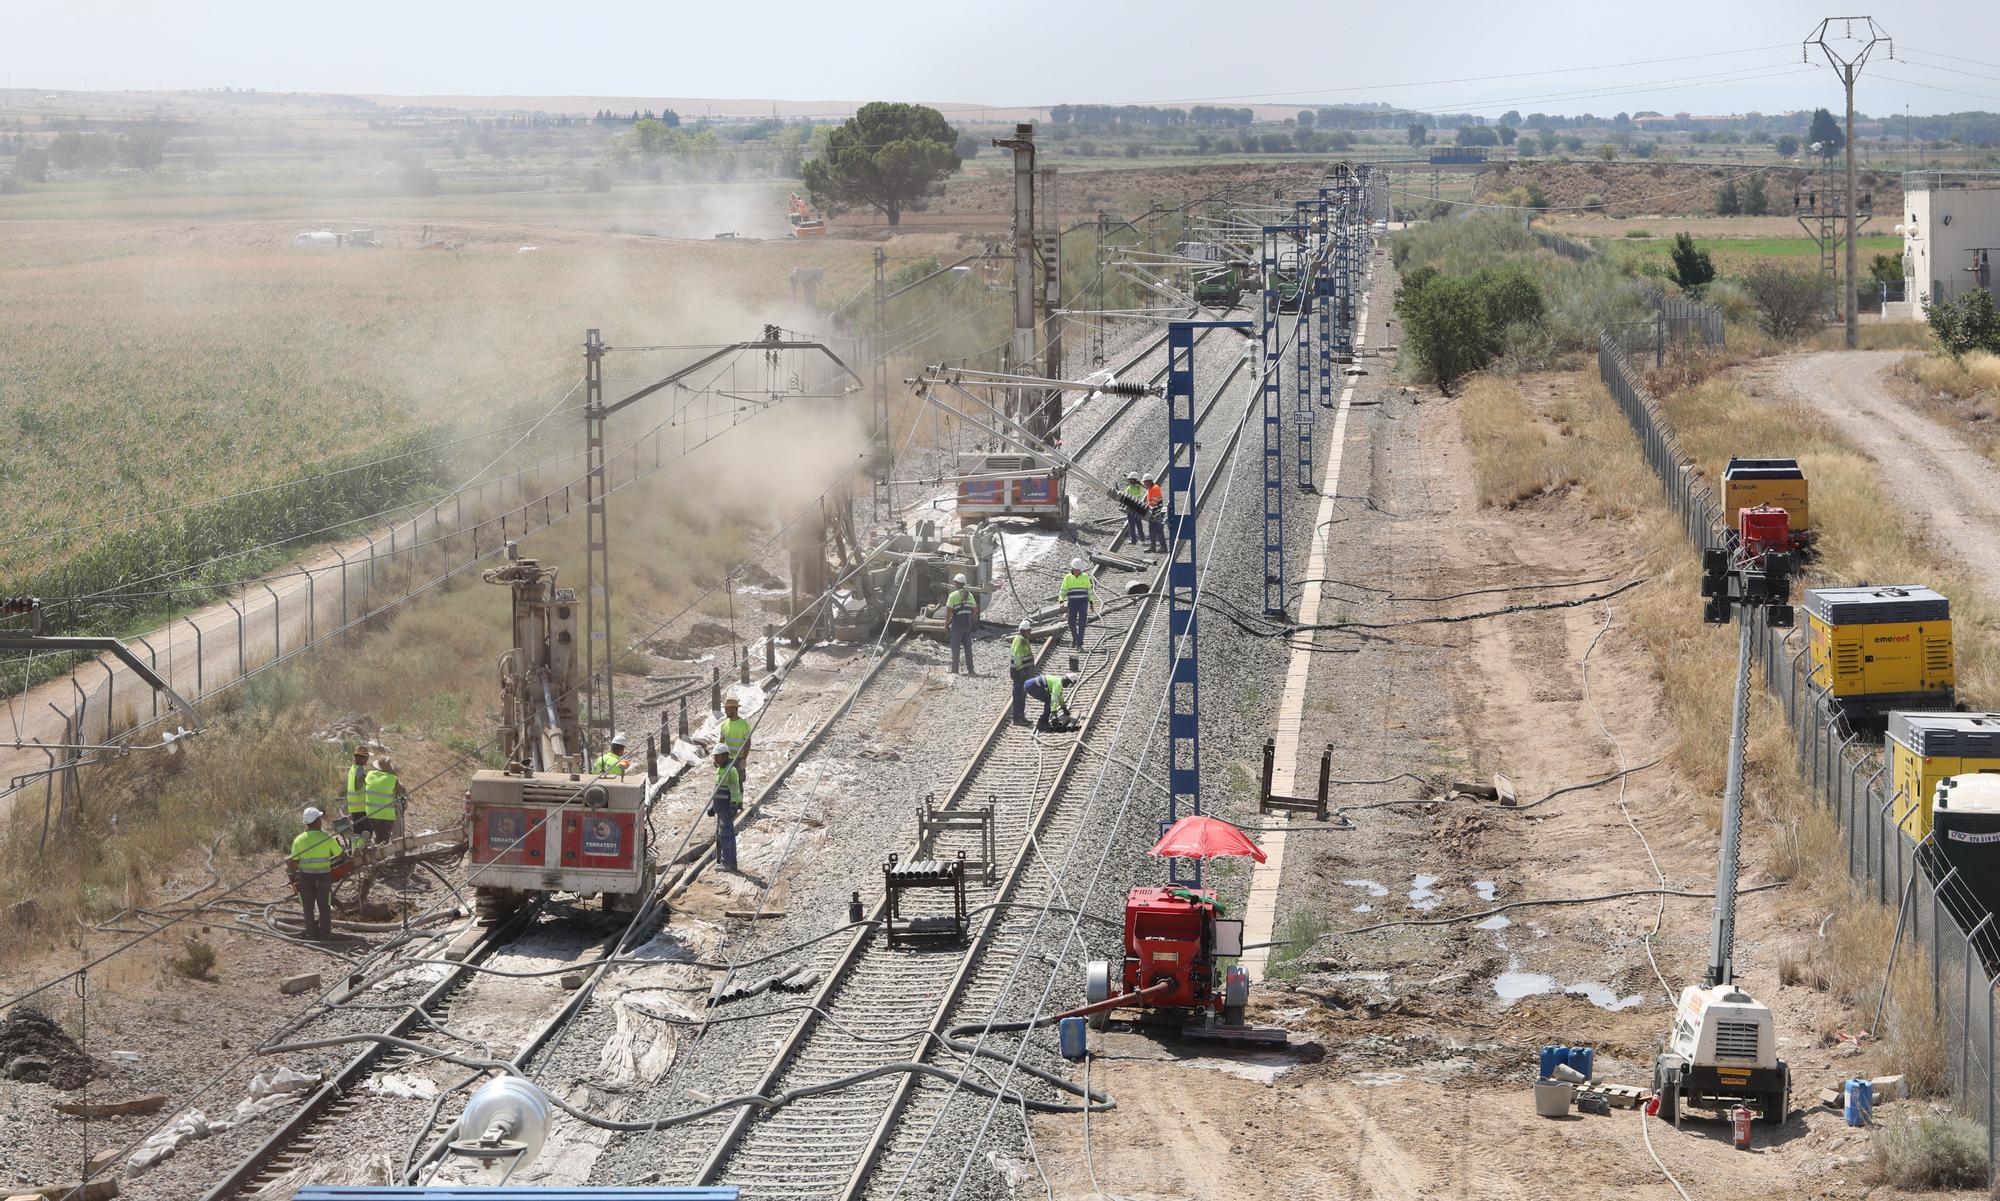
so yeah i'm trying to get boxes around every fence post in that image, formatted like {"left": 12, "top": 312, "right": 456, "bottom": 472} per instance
{"left": 184, "top": 617, "right": 203, "bottom": 696}
{"left": 260, "top": 580, "right": 281, "bottom": 661}
{"left": 1936, "top": 868, "right": 1959, "bottom": 1017}
{"left": 362, "top": 532, "right": 376, "bottom": 599}
{"left": 223, "top": 598, "right": 246, "bottom": 679}
{"left": 98, "top": 660, "right": 115, "bottom": 739}
{"left": 134, "top": 636, "right": 159, "bottom": 719}
{"left": 305, "top": 570, "right": 316, "bottom": 645}
{"left": 1878, "top": 793, "right": 1899, "bottom": 905}
{"left": 334, "top": 548, "right": 349, "bottom": 629}
{"left": 1967, "top": 915, "right": 1993, "bottom": 1099}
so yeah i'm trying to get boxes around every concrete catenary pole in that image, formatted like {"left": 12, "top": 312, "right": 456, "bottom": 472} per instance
{"left": 994, "top": 124, "right": 1037, "bottom": 423}
{"left": 1806, "top": 17, "right": 1891, "bottom": 349}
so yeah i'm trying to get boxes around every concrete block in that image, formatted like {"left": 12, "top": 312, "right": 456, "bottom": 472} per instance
{"left": 53, "top": 1094, "right": 166, "bottom": 1118}
{"left": 279, "top": 973, "right": 321, "bottom": 996}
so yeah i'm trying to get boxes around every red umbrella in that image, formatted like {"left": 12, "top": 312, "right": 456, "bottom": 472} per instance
{"left": 1148, "top": 815, "right": 1267, "bottom": 863}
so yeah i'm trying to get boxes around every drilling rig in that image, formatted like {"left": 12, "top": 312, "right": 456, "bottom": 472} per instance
{"left": 484, "top": 545, "right": 584, "bottom": 774}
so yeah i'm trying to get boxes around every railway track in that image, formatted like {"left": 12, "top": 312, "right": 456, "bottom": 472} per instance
{"left": 669, "top": 342, "right": 1258, "bottom": 1200}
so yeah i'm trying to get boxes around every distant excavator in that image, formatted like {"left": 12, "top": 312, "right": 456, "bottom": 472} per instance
{"left": 788, "top": 192, "right": 827, "bottom": 238}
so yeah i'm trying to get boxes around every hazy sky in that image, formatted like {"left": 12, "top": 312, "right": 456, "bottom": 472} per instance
{"left": 10, "top": 1, "right": 1998, "bottom": 119}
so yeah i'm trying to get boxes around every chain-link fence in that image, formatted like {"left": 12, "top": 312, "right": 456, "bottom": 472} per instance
{"left": 1601, "top": 332, "right": 2000, "bottom": 1179}
{"left": 1530, "top": 226, "right": 1595, "bottom": 263}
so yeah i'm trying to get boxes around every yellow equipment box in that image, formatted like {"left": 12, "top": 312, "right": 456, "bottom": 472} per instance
{"left": 1801, "top": 586, "right": 1953, "bottom": 720}
{"left": 1723, "top": 458, "right": 1809, "bottom": 536}
{"left": 1888, "top": 712, "right": 2000, "bottom": 839}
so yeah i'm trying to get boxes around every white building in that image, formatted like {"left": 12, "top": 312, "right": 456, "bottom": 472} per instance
{"left": 1896, "top": 172, "right": 2000, "bottom": 316}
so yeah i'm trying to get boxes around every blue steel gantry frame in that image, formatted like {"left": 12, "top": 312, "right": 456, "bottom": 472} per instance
{"left": 1292, "top": 198, "right": 1317, "bottom": 492}
{"left": 1260, "top": 223, "right": 1306, "bottom": 616}
{"left": 1165, "top": 318, "right": 1252, "bottom": 886}
{"left": 1315, "top": 190, "right": 1335, "bottom": 424}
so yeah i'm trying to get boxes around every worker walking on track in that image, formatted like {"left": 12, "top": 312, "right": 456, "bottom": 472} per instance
{"left": 287, "top": 806, "right": 343, "bottom": 941}
{"left": 709, "top": 744, "right": 742, "bottom": 871}
{"left": 720, "top": 695, "right": 752, "bottom": 786}
{"left": 360, "top": 753, "right": 405, "bottom": 845}
{"left": 594, "top": 732, "right": 630, "bottom": 777}
{"left": 1024, "top": 672, "right": 1078, "bottom": 732}
{"left": 946, "top": 572, "right": 979, "bottom": 675}
{"left": 1060, "top": 557, "right": 1097, "bottom": 650}
{"left": 1144, "top": 474, "right": 1166, "bottom": 552}
{"left": 1120, "top": 471, "right": 1147, "bottom": 543}
{"left": 1009, "top": 618, "right": 1036, "bottom": 723}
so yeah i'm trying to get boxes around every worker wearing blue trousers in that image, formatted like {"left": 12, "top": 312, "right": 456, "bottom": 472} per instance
{"left": 946, "top": 572, "right": 979, "bottom": 675}
{"left": 709, "top": 745, "right": 742, "bottom": 871}
{"left": 1119, "top": 471, "right": 1146, "bottom": 543}
{"left": 1059, "top": 558, "right": 1096, "bottom": 650}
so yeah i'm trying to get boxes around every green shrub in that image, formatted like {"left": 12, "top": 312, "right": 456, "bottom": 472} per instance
{"left": 169, "top": 938, "right": 219, "bottom": 981}
{"left": 1743, "top": 264, "right": 1831, "bottom": 341}
{"left": 1266, "top": 905, "right": 1330, "bottom": 980}
{"left": 1927, "top": 289, "right": 2000, "bottom": 359}
{"left": 1872, "top": 1108, "right": 1988, "bottom": 1189}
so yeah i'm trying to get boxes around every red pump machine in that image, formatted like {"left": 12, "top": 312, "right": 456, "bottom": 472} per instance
{"left": 1084, "top": 886, "right": 1285, "bottom": 1045}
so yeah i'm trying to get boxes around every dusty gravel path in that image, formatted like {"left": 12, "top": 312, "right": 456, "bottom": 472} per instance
{"left": 1777, "top": 349, "right": 2000, "bottom": 596}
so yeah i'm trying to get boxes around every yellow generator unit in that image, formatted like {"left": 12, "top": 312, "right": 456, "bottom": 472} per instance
{"left": 1888, "top": 712, "right": 2000, "bottom": 839}
{"left": 1801, "top": 585, "right": 1954, "bottom": 722}
{"left": 1723, "top": 458, "right": 1809, "bottom": 540}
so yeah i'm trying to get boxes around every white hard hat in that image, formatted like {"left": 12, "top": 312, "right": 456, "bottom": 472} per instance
{"left": 303, "top": 806, "right": 324, "bottom": 824}
{"left": 611, "top": 731, "right": 629, "bottom": 746}
{"left": 1070, "top": 557, "right": 1086, "bottom": 572}
{"left": 1017, "top": 619, "right": 1032, "bottom": 632}
{"left": 953, "top": 572, "right": 967, "bottom": 585}
{"left": 1126, "top": 471, "right": 1140, "bottom": 481}
{"left": 712, "top": 743, "right": 731, "bottom": 757}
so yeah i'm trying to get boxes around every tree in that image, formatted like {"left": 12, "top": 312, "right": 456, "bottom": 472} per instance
{"left": 1296, "top": 109, "right": 1315, "bottom": 128}
{"left": 1741, "top": 174, "right": 1769, "bottom": 217}
{"left": 1868, "top": 252, "right": 1903, "bottom": 287}
{"left": 14, "top": 146, "right": 47, "bottom": 183}
{"left": 800, "top": 102, "right": 958, "bottom": 226}
{"left": 1716, "top": 178, "right": 1740, "bottom": 215}
{"left": 1500, "top": 110, "right": 1522, "bottom": 126}
{"left": 1497, "top": 124, "right": 1517, "bottom": 146}
{"left": 1407, "top": 122, "right": 1428, "bottom": 147}
{"left": 1516, "top": 137, "right": 1539, "bottom": 157}
{"left": 1743, "top": 264, "right": 1831, "bottom": 340}
{"left": 398, "top": 156, "right": 439, "bottom": 197}
{"left": 954, "top": 131, "right": 981, "bottom": 161}
{"left": 1775, "top": 133, "right": 1801, "bottom": 157}
{"left": 1668, "top": 233, "right": 1716, "bottom": 293}
{"left": 1456, "top": 126, "right": 1499, "bottom": 147}
{"left": 1397, "top": 271, "right": 1490, "bottom": 391}
{"left": 583, "top": 166, "right": 612, "bottom": 193}
{"left": 1808, "top": 108, "right": 1844, "bottom": 159}
{"left": 1927, "top": 289, "right": 2000, "bottom": 358}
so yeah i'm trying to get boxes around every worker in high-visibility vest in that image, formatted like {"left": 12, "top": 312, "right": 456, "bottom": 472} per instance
{"left": 287, "top": 806, "right": 344, "bottom": 941}
{"left": 1120, "top": 471, "right": 1147, "bottom": 543}
{"left": 343, "top": 744, "right": 373, "bottom": 834}
{"left": 360, "top": 755, "right": 404, "bottom": 845}
{"left": 594, "top": 732, "right": 630, "bottom": 777}
{"left": 1024, "top": 672, "right": 1077, "bottom": 731}
{"left": 708, "top": 745, "right": 742, "bottom": 871}
{"left": 945, "top": 572, "right": 980, "bottom": 676}
{"left": 1144, "top": 474, "right": 1167, "bottom": 552}
{"left": 1008, "top": 619, "right": 1036, "bottom": 723}
{"left": 720, "top": 696, "right": 752, "bottom": 787}
{"left": 1059, "top": 558, "right": 1096, "bottom": 650}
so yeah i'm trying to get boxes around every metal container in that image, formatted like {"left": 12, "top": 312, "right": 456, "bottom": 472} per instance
{"left": 1935, "top": 776, "right": 2000, "bottom": 948}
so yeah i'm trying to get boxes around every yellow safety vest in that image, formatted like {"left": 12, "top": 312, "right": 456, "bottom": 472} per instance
{"left": 1124, "top": 483, "right": 1146, "bottom": 503}
{"left": 720, "top": 717, "right": 751, "bottom": 760}
{"left": 289, "top": 829, "right": 342, "bottom": 874}
{"left": 946, "top": 589, "right": 977, "bottom": 622}
{"left": 712, "top": 763, "right": 743, "bottom": 810}
{"left": 1042, "top": 675, "right": 1066, "bottom": 710}
{"left": 1010, "top": 634, "right": 1034, "bottom": 670}
{"left": 345, "top": 765, "right": 370, "bottom": 815}
{"left": 1060, "top": 571, "right": 1094, "bottom": 603}
{"left": 361, "top": 769, "right": 399, "bottom": 821}
{"left": 594, "top": 750, "right": 627, "bottom": 776}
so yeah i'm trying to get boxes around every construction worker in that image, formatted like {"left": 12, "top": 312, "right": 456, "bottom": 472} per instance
{"left": 360, "top": 754, "right": 404, "bottom": 845}
{"left": 287, "top": 807, "right": 343, "bottom": 941}
{"left": 708, "top": 744, "right": 742, "bottom": 872}
{"left": 1009, "top": 618, "right": 1035, "bottom": 723}
{"left": 1120, "top": 471, "right": 1147, "bottom": 543}
{"left": 343, "top": 744, "right": 373, "bottom": 836}
{"left": 945, "top": 572, "right": 979, "bottom": 676}
{"left": 720, "top": 696, "right": 752, "bottom": 787}
{"left": 1059, "top": 557, "right": 1097, "bottom": 650}
{"left": 1144, "top": 474, "right": 1167, "bottom": 552}
{"left": 1024, "top": 672, "right": 1078, "bottom": 731}
{"left": 594, "top": 732, "right": 630, "bottom": 777}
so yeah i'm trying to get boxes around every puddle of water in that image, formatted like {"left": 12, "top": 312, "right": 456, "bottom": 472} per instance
{"left": 1408, "top": 874, "right": 1441, "bottom": 911}
{"left": 1353, "top": 903, "right": 1374, "bottom": 913}
{"left": 1474, "top": 914, "right": 1511, "bottom": 930}
{"left": 1566, "top": 982, "right": 1649, "bottom": 1011}
{"left": 1191, "top": 1051, "right": 1298, "bottom": 1084}
{"left": 1494, "top": 967, "right": 1556, "bottom": 1004}
{"left": 1351, "top": 1072, "right": 1408, "bottom": 1087}
{"left": 1342, "top": 878, "right": 1390, "bottom": 897}
{"left": 1472, "top": 880, "right": 1497, "bottom": 901}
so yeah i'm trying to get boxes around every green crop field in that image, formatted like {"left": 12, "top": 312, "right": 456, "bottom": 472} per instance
{"left": 1604, "top": 232, "right": 1902, "bottom": 271}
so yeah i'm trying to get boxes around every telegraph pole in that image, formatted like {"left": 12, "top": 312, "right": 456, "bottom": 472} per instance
{"left": 1806, "top": 17, "right": 1892, "bottom": 349}
{"left": 1038, "top": 165, "right": 1062, "bottom": 443}
{"left": 871, "top": 246, "right": 889, "bottom": 518}
{"left": 994, "top": 124, "right": 1038, "bottom": 426}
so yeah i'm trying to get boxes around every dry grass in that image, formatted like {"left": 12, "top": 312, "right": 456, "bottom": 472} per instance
{"left": 1458, "top": 377, "right": 1581, "bottom": 508}
{"left": 1873, "top": 1106, "right": 1990, "bottom": 1189}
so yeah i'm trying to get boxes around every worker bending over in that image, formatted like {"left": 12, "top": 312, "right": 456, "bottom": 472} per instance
{"left": 1024, "top": 672, "right": 1078, "bottom": 731}
{"left": 1120, "top": 471, "right": 1147, "bottom": 543}
{"left": 720, "top": 695, "right": 752, "bottom": 786}
{"left": 946, "top": 572, "right": 979, "bottom": 675}
{"left": 1144, "top": 474, "right": 1166, "bottom": 552}
{"left": 1059, "top": 558, "right": 1097, "bottom": 650}
{"left": 287, "top": 807, "right": 344, "bottom": 941}
{"left": 1009, "top": 619, "right": 1035, "bottom": 723}
{"left": 594, "top": 732, "right": 631, "bottom": 777}
{"left": 709, "top": 744, "right": 742, "bottom": 871}
{"left": 359, "top": 752, "right": 405, "bottom": 845}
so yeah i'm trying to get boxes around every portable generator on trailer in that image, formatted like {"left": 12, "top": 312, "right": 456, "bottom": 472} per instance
{"left": 1800, "top": 584, "right": 1955, "bottom": 727}
{"left": 1083, "top": 887, "right": 1286, "bottom": 1046}
{"left": 1887, "top": 711, "right": 2000, "bottom": 841}
{"left": 1722, "top": 457, "right": 1811, "bottom": 553}
{"left": 463, "top": 766, "right": 654, "bottom": 924}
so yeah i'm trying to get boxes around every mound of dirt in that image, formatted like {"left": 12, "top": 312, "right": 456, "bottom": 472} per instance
{"left": 0, "top": 1005, "right": 96, "bottom": 1089}
{"left": 649, "top": 620, "right": 737, "bottom": 661}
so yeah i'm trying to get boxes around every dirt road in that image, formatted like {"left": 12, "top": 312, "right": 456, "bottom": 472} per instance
{"left": 1773, "top": 350, "right": 2000, "bottom": 598}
